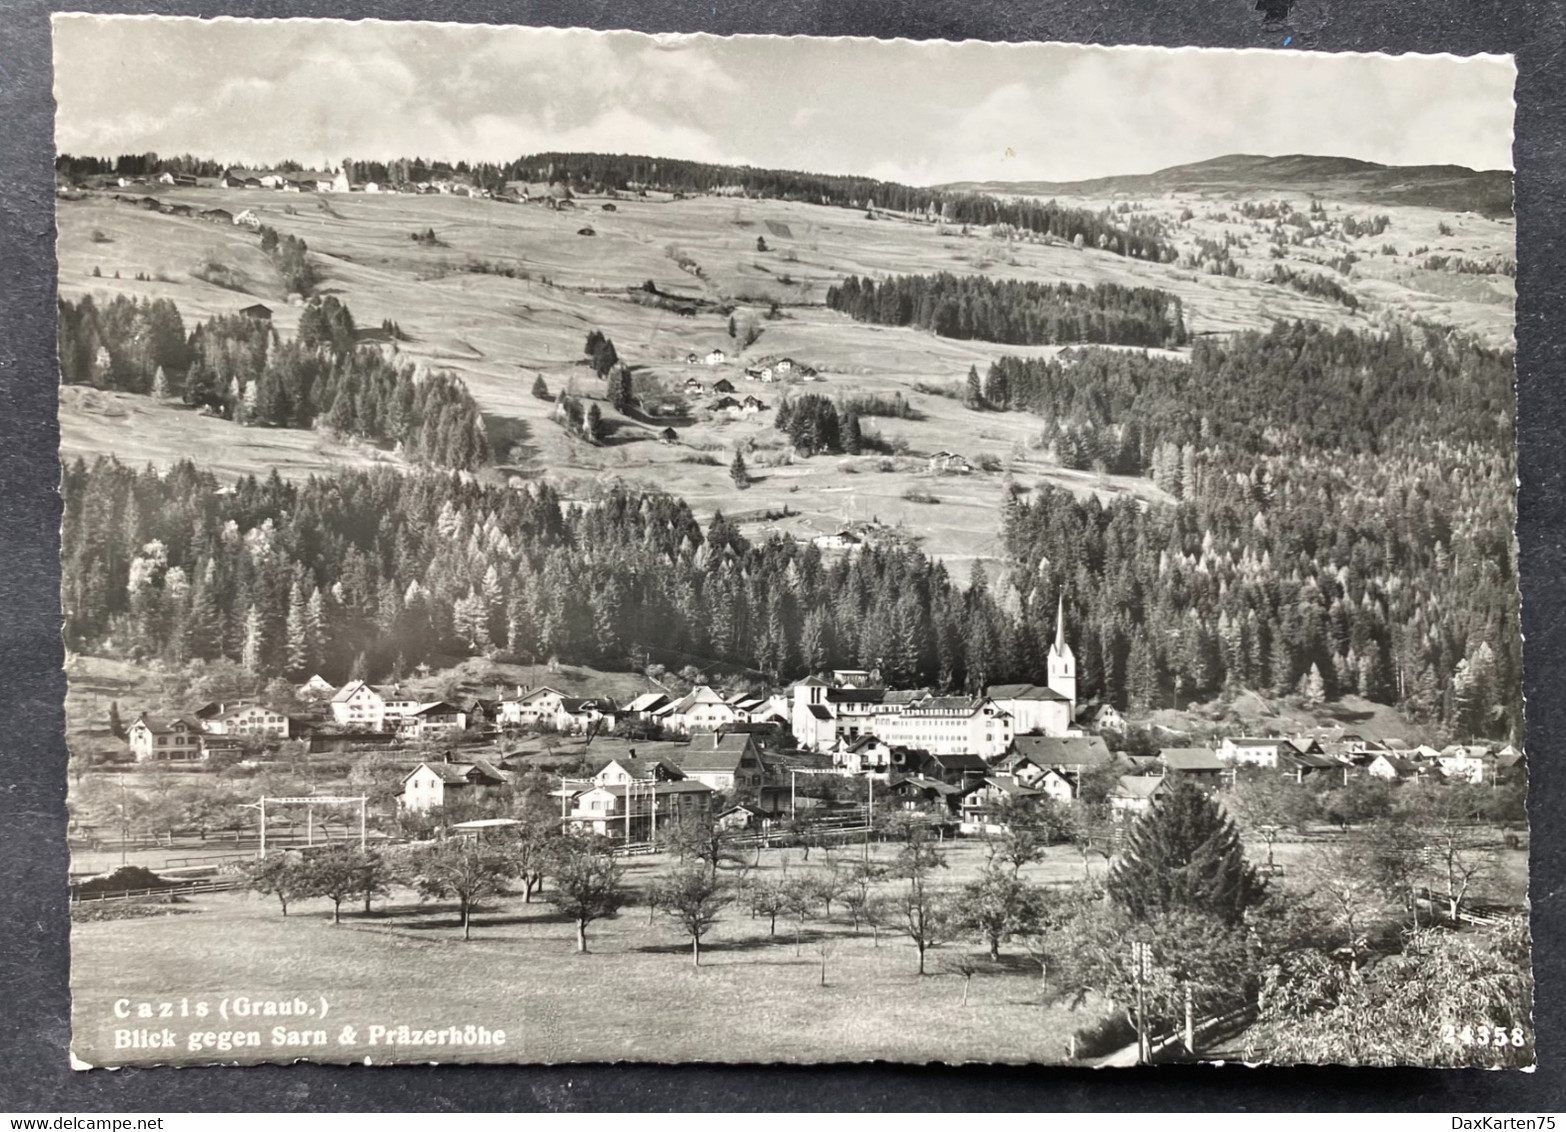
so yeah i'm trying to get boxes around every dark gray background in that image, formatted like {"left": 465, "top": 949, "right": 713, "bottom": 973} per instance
{"left": 2, "top": 0, "right": 1561, "bottom": 1111}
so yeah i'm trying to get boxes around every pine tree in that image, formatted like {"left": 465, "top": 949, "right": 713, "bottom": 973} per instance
{"left": 1106, "top": 779, "right": 1266, "bottom": 925}
{"left": 531, "top": 374, "right": 550, "bottom": 400}
{"left": 964, "top": 365, "right": 984, "bottom": 410}
{"left": 730, "top": 449, "right": 749, "bottom": 490}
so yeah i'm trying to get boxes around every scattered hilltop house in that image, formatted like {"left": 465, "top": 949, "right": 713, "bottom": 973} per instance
{"left": 127, "top": 713, "right": 206, "bottom": 762}
{"left": 400, "top": 757, "right": 510, "bottom": 814}
{"left": 873, "top": 696, "right": 1014, "bottom": 759}
{"left": 704, "top": 349, "right": 727, "bottom": 366}
{"left": 1156, "top": 747, "right": 1229, "bottom": 783}
{"left": 929, "top": 451, "right": 972, "bottom": 474}
{"left": 811, "top": 530, "right": 863, "bottom": 552}
{"left": 232, "top": 209, "right": 261, "bottom": 230}
{"left": 711, "top": 395, "right": 741, "bottom": 413}
{"left": 831, "top": 734, "right": 895, "bottom": 777}
{"left": 686, "top": 353, "right": 700, "bottom": 364}
{"left": 744, "top": 366, "right": 774, "bottom": 382}
{"left": 218, "top": 170, "right": 245, "bottom": 189}
{"left": 200, "top": 703, "right": 290, "bottom": 739}
{"left": 297, "top": 674, "right": 336, "bottom": 701}
{"left": 741, "top": 395, "right": 766, "bottom": 414}
{"left": 773, "top": 359, "right": 795, "bottom": 375}
{"left": 672, "top": 732, "right": 768, "bottom": 794}
{"left": 682, "top": 377, "right": 705, "bottom": 394}
{"left": 712, "top": 378, "right": 737, "bottom": 394}
{"left": 200, "top": 208, "right": 234, "bottom": 224}
{"left": 658, "top": 427, "right": 679, "bottom": 444}
{"left": 330, "top": 680, "right": 387, "bottom": 731}
{"left": 1110, "top": 775, "right": 1170, "bottom": 819}
{"left": 238, "top": 303, "right": 273, "bottom": 322}
{"left": 400, "top": 702, "right": 468, "bottom": 742}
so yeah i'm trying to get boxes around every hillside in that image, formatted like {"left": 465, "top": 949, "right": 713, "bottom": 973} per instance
{"left": 940, "top": 153, "right": 1515, "bottom": 216}
{"left": 56, "top": 157, "right": 1514, "bottom": 574}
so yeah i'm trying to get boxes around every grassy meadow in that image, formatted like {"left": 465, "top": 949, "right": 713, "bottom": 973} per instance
{"left": 71, "top": 839, "right": 1115, "bottom": 1067}
{"left": 56, "top": 182, "right": 1514, "bottom": 575}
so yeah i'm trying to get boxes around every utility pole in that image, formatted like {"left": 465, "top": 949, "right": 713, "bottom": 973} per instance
{"left": 1132, "top": 940, "right": 1151, "bottom": 1065}
{"left": 791, "top": 770, "right": 797, "bottom": 821}
{"left": 118, "top": 773, "right": 128, "bottom": 868}
{"left": 1183, "top": 981, "right": 1194, "bottom": 1055}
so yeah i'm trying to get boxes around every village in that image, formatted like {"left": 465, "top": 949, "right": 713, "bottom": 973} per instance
{"left": 97, "top": 602, "right": 1526, "bottom": 852}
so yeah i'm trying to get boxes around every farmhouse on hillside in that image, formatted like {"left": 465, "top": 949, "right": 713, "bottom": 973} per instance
{"left": 400, "top": 757, "right": 510, "bottom": 814}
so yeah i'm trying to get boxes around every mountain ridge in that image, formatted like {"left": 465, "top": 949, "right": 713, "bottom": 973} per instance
{"left": 938, "top": 153, "right": 1514, "bottom": 216}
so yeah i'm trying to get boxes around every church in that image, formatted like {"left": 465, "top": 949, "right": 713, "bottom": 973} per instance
{"left": 790, "top": 593, "right": 1080, "bottom": 750}
{"left": 984, "top": 594, "right": 1078, "bottom": 738}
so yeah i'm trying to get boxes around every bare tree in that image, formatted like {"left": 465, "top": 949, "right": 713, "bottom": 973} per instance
{"left": 656, "top": 866, "right": 730, "bottom": 967}
{"left": 899, "top": 878, "right": 957, "bottom": 975}
{"left": 546, "top": 837, "right": 626, "bottom": 953}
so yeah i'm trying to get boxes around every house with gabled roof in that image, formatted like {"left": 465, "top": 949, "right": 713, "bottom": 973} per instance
{"left": 330, "top": 679, "right": 387, "bottom": 731}
{"left": 1156, "top": 747, "right": 1229, "bottom": 782}
{"left": 831, "top": 733, "right": 895, "bottom": 778}
{"left": 1110, "top": 774, "right": 1170, "bottom": 819}
{"left": 656, "top": 685, "right": 739, "bottom": 734}
{"left": 495, "top": 686, "right": 569, "bottom": 730}
{"left": 565, "top": 778, "right": 714, "bottom": 839}
{"left": 201, "top": 703, "right": 290, "bottom": 739}
{"left": 401, "top": 702, "right": 468, "bottom": 741}
{"left": 670, "top": 732, "right": 768, "bottom": 794}
{"left": 127, "top": 713, "right": 207, "bottom": 762}
{"left": 400, "top": 757, "right": 510, "bottom": 814}
{"left": 1004, "top": 734, "right": 1114, "bottom": 774}
{"left": 961, "top": 776, "right": 1045, "bottom": 825}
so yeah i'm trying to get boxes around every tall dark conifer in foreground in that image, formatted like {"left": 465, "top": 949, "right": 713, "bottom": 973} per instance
{"left": 1107, "top": 779, "right": 1266, "bottom": 925}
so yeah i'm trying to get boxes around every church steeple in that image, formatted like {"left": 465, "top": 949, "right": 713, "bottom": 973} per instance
{"left": 1047, "top": 592, "right": 1077, "bottom": 708}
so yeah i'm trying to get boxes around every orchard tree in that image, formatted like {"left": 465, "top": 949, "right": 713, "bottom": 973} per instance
{"left": 959, "top": 866, "right": 1037, "bottom": 960}
{"left": 547, "top": 836, "right": 626, "bottom": 952}
{"left": 244, "top": 851, "right": 311, "bottom": 917}
{"left": 655, "top": 865, "right": 730, "bottom": 966}
{"left": 409, "top": 837, "right": 517, "bottom": 940}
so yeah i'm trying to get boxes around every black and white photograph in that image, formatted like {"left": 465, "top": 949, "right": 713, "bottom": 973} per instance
{"left": 52, "top": 15, "right": 1528, "bottom": 1069}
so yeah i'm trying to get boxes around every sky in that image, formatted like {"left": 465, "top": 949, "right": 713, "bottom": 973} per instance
{"left": 52, "top": 16, "right": 1517, "bottom": 185}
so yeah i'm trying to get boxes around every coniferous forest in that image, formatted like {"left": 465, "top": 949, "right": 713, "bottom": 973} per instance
{"left": 62, "top": 319, "right": 1521, "bottom": 749}
{"left": 57, "top": 294, "right": 490, "bottom": 471}
{"left": 825, "top": 273, "right": 1189, "bottom": 348}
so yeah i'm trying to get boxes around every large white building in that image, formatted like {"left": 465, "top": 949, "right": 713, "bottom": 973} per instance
{"left": 870, "top": 696, "right": 1015, "bottom": 760}
{"left": 790, "top": 594, "right": 1078, "bottom": 751}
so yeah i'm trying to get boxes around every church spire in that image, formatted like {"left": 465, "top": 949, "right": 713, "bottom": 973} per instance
{"left": 1054, "top": 592, "right": 1066, "bottom": 654}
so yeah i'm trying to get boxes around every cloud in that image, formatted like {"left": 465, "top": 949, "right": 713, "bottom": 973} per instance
{"left": 52, "top": 18, "right": 1515, "bottom": 180}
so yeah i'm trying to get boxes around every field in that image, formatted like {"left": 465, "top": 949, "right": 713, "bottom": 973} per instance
{"left": 56, "top": 178, "right": 1515, "bottom": 573}
{"left": 70, "top": 839, "right": 1115, "bottom": 1067}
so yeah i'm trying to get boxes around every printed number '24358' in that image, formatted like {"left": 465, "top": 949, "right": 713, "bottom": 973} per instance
{"left": 1441, "top": 1023, "right": 1527, "bottom": 1047}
